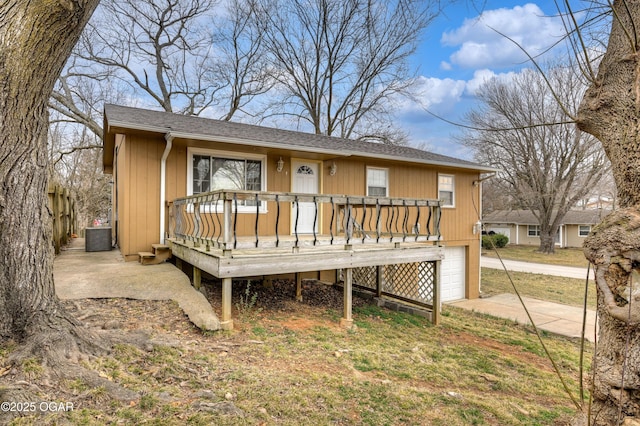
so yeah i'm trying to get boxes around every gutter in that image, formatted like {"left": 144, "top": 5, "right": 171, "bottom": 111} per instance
{"left": 160, "top": 132, "right": 174, "bottom": 244}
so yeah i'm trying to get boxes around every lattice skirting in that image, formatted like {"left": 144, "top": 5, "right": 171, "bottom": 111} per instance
{"left": 351, "top": 262, "right": 436, "bottom": 307}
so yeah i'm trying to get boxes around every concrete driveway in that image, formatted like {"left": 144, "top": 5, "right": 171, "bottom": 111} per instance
{"left": 448, "top": 256, "right": 597, "bottom": 342}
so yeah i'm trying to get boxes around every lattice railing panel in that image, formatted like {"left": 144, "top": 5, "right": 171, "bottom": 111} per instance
{"left": 353, "top": 266, "right": 376, "bottom": 290}
{"left": 353, "top": 262, "right": 436, "bottom": 306}
{"left": 417, "top": 261, "right": 435, "bottom": 302}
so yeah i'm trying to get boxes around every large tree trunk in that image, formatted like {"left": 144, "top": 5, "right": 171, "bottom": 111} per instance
{"left": 576, "top": 0, "right": 640, "bottom": 423}
{"left": 538, "top": 232, "right": 556, "bottom": 254}
{"left": 0, "top": 1, "right": 100, "bottom": 356}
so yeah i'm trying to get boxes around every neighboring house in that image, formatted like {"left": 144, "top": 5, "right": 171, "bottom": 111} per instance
{"left": 103, "top": 104, "right": 496, "bottom": 329}
{"left": 483, "top": 209, "right": 610, "bottom": 248}
{"left": 576, "top": 195, "right": 615, "bottom": 211}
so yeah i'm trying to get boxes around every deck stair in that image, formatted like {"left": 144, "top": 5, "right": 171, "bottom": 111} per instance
{"left": 138, "top": 244, "right": 172, "bottom": 265}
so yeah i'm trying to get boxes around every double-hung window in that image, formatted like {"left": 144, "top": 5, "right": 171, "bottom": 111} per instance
{"left": 188, "top": 149, "right": 266, "bottom": 210}
{"left": 528, "top": 225, "right": 540, "bottom": 236}
{"left": 438, "top": 174, "right": 455, "bottom": 207}
{"left": 366, "top": 167, "right": 388, "bottom": 197}
{"left": 579, "top": 225, "right": 591, "bottom": 237}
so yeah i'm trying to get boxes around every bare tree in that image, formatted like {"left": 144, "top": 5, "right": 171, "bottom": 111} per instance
{"left": 0, "top": 0, "right": 120, "bottom": 415}
{"left": 250, "top": 0, "right": 437, "bottom": 140}
{"left": 480, "top": 178, "right": 515, "bottom": 214}
{"left": 212, "top": 0, "right": 273, "bottom": 121}
{"left": 49, "top": 122, "right": 111, "bottom": 229}
{"left": 50, "top": 63, "right": 105, "bottom": 139}
{"left": 51, "top": 0, "right": 274, "bottom": 139}
{"left": 462, "top": 64, "right": 610, "bottom": 254}
{"left": 76, "top": 0, "right": 219, "bottom": 115}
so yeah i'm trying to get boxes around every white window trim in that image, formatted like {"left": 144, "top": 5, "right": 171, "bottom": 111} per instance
{"left": 528, "top": 225, "right": 540, "bottom": 237}
{"left": 578, "top": 225, "right": 591, "bottom": 237}
{"left": 186, "top": 147, "right": 267, "bottom": 213}
{"left": 438, "top": 173, "right": 455, "bottom": 208}
{"left": 366, "top": 167, "right": 389, "bottom": 197}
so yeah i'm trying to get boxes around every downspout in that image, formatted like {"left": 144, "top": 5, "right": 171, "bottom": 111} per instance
{"left": 160, "top": 132, "right": 174, "bottom": 244}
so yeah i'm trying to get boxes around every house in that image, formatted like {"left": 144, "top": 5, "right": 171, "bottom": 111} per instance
{"left": 102, "top": 104, "right": 496, "bottom": 329}
{"left": 483, "top": 209, "right": 610, "bottom": 248}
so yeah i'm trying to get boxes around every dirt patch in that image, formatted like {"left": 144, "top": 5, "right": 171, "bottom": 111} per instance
{"left": 201, "top": 277, "right": 369, "bottom": 317}
{"left": 60, "top": 278, "right": 368, "bottom": 343}
{"left": 446, "top": 328, "right": 556, "bottom": 374}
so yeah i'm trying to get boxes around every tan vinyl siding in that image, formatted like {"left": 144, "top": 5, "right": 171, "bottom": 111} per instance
{"left": 111, "top": 132, "right": 482, "bottom": 300}
{"left": 565, "top": 224, "right": 589, "bottom": 248}
{"left": 116, "top": 134, "right": 162, "bottom": 260}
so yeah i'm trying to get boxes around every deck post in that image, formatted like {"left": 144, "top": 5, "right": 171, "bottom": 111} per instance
{"left": 376, "top": 265, "right": 384, "bottom": 297}
{"left": 340, "top": 268, "right": 354, "bottom": 328}
{"left": 433, "top": 260, "right": 441, "bottom": 325}
{"left": 193, "top": 266, "right": 201, "bottom": 290}
{"left": 295, "top": 273, "right": 303, "bottom": 302}
{"left": 221, "top": 277, "right": 234, "bottom": 330}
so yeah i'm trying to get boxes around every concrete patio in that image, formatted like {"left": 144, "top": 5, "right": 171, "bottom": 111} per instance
{"left": 54, "top": 237, "right": 220, "bottom": 331}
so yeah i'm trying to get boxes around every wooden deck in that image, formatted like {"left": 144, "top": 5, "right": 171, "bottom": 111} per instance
{"left": 167, "top": 237, "right": 443, "bottom": 331}
{"left": 168, "top": 190, "right": 444, "bottom": 331}
{"left": 168, "top": 237, "right": 443, "bottom": 278}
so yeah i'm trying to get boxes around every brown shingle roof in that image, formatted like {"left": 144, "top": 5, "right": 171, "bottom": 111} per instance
{"left": 103, "top": 104, "right": 496, "bottom": 172}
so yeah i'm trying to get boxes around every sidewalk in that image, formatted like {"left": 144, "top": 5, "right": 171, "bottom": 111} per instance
{"left": 54, "top": 238, "right": 221, "bottom": 331}
{"left": 448, "top": 256, "right": 597, "bottom": 342}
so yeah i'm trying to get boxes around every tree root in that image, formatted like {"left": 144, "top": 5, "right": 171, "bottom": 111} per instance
{"left": 0, "top": 307, "right": 174, "bottom": 424}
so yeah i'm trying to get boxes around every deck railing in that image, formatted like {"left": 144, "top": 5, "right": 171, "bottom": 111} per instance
{"left": 168, "top": 190, "right": 441, "bottom": 251}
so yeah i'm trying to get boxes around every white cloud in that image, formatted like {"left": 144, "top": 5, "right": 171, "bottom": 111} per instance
{"left": 440, "top": 61, "right": 452, "bottom": 71}
{"left": 401, "top": 76, "right": 467, "bottom": 114}
{"left": 465, "top": 69, "right": 518, "bottom": 96}
{"left": 441, "top": 3, "right": 565, "bottom": 69}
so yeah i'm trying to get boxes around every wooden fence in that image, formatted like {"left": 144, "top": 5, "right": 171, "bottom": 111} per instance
{"left": 48, "top": 184, "right": 77, "bottom": 254}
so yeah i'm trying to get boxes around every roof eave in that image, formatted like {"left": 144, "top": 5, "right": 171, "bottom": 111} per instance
{"left": 104, "top": 116, "right": 497, "bottom": 173}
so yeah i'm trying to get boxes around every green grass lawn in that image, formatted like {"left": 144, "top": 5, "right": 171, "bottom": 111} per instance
{"left": 8, "top": 244, "right": 593, "bottom": 425}
{"left": 21, "top": 300, "right": 588, "bottom": 426}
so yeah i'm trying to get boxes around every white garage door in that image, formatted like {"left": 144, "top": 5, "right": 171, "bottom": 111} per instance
{"left": 441, "top": 246, "right": 466, "bottom": 302}
{"left": 490, "top": 227, "right": 510, "bottom": 240}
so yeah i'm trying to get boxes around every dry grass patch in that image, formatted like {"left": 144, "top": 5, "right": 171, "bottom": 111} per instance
{"left": 481, "top": 268, "right": 596, "bottom": 309}
{"left": 2, "top": 288, "right": 591, "bottom": 426}
{"left": 482, "top": 245, "right": 590, "bottom": 268}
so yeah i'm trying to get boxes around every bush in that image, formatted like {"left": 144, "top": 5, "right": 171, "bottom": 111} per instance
{"left": 482, "top": 233, "right": 509, "bottom": 249}
{"left": 492, "top": 233, "right": 509, "bottom": 248}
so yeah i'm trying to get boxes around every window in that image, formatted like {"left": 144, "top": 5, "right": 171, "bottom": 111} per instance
{"left": 579, "top": 225, "right": 591, "bottom": 237}
{"left": 528, "top": 225, "right": 540, "bottom": 236}
{"left": 188, "top": 149, "right": 266, "bottom": 210}
{"left": 438, "top": 174, "right": 455, "bottom": 207}
{"left": 367, "top": 167, "right": 388, "bottom": 197}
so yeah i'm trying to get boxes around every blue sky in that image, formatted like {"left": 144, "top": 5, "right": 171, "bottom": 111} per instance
{"left": 400, "top": 1, "right": 569, "bottom": 159}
